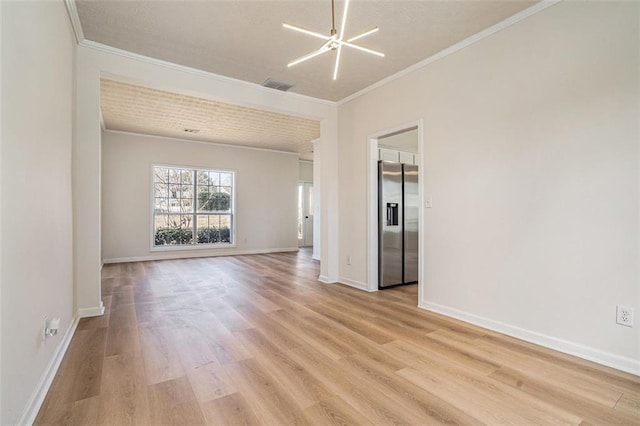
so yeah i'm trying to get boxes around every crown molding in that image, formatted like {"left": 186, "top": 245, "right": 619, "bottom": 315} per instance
{"left": 337, "top": 0, "right": 563, "bottom": 106}
{"left": 64, "top": 0, "right": 84, "bottom": 44}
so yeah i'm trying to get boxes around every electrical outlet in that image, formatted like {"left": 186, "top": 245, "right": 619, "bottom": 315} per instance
{"left": 43, "top": 316, "right": 60, "bottom": 339}
{"left": 616, "top": 305, "right": 633, "bottom": 327}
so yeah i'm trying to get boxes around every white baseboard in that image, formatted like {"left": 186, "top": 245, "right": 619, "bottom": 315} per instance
{"left": 77, "top": 301, "right": 105, "bottom": 318}
{"left": 338, "top": 276, "right": 375, "bottom": 292}
{"left": 18, "top": 313, "right": 80, "bottom": 425}
{"left": 102, "top": 247, "right": 298, "bottom": 264}
{"left": 318, "top": 275, "right": 337, "bottom": 284}
{"left": 312, "top": 255, "right": 320, "bottom": 261}
{"left": 420, "top": 300, "right": 640, "bottom": 376}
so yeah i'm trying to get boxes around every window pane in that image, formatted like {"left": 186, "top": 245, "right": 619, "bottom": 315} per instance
{"left": 197, "top": 171, "right": 209, "bottom": 185}
{"left": 197, "top": 215, "right": 231, "bottom": 244}
{"left": 168, "top": 198, "right": 181, "bottom": 213}
{"left": 155, "top": 214, "right": 193, "bottom": 246}
{"left": 219, "top": 215, "right": 230, "bottom": 228}
{"left": 168, "top": 169, "right": 181, "bottom": 183}
{"left": 155, "top": 214, "right": 169, "bottom": 228}
{"left": 181, "top": 184, "right": 193, "bottom": 200}
{"left": 154, "top": 167, "right": 169, "bottom": 184}
{"left": 210, "top": 172, "right": 220, "bottom": 186}
{"left": 208, "top": 215, "right": 220, "bottom": 228}
{"left": 197, "top": 215, "right": 209, "bottom": 228}
{"left": 198, "top": 189, "right": 229, "bottom": 212}
{"left": 167, "top": 214, "right": 182, "bottom": 228}
{"left": 154, "top": 183, "right": 168, "bottom": 198}
{"left": 220, "top": 173, "right": 232, "bottom": 186}
{"left": 169, "top": 184, "right": 180, "bottom": 199}
{"left": 180, "top": 199, "right": 193, "bottom": 213}
{"left": 155, "top": 198, "right": 168, "bottom": 213}
{"left": 181, "top": 170, "right": 193, "bottom": 184}
{"left": 180, "top": 215, "right": 194, "bottom": 229}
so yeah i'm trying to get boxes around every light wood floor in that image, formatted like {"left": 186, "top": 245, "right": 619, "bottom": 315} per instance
{"left": 36, "top": 249, "right": 639, "bottom": 425}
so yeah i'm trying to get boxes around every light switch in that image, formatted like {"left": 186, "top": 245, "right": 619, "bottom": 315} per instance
{"left": 425, "top": 197, "right": 433, "bottom": 208}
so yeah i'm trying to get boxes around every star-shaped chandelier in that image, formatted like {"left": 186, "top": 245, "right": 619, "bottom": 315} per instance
{"left": 283, "top": 0, "right": 384, "bottom": 80}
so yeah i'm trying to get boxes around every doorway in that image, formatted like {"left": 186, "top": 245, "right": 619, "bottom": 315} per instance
{"left": 298, "top": 182, "right": 314, "bottom": 247}
{"left": 367, "top": 120, "right": 424, "bottom": 305}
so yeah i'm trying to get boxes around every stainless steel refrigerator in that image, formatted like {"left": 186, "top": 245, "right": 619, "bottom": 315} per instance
{"left": 378, "top": 161, "right": 419, "bottom": 288}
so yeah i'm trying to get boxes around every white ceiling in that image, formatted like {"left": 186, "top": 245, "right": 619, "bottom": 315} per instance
{"left": 101, "top": 79, "right": 320, "bottom": 159}
{"left": 76, "top": 0, "right": 537, "bottom": 102}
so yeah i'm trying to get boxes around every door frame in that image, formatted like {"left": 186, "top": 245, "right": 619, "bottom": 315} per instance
{"left": 367, "top": 119, "right": 424, "bottom": 304}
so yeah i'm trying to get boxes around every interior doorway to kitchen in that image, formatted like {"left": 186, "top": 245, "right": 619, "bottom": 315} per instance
{"left": 367, "top": 120, "right": 424, "bottom": 305}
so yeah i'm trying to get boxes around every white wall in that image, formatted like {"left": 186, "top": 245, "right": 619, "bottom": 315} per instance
{"left": 312, "top": 143, "right": 321, "bottom": 260}
{"left": 379, "top": 128, "right": 419, "bottom": 153}
{"left": 102, "top": 131, "right": 299, "bottom": 261}
{"left": 0, "top": 0, "right": 4, "bottom": 420}
{"left": 1, "top": 1, "right": 75, "bottom": 423}
{"left": 299, "top": 160, "right": 313, "bottom": 182}
{"left": 338, "top": 1, "right": 639, "bottom": 372}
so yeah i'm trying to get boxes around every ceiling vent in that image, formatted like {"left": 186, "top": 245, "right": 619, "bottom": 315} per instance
{"left": 262, "top": 78, "right": 294, "bottom": 92}
{"left": 183, "top": 128, "right": 200, "bottom": 134}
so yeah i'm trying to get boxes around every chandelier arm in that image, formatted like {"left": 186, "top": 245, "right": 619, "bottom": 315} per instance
{"left": 347, "top": 27, "right": 379, "bottom": 43}
{"left": 283, "top": 23, "right": 331, "bottom": 41}
{"left": 341, "top": 41, "right": 385, "bottom": 57}
{"left": 287, "top": 46, "right": 331, "bottom": 67}
{"left": 333, "top": 44, "right": 343, "bottom": 80}
{"left": 338, "top": 0, "right": 350, "bottom": 40}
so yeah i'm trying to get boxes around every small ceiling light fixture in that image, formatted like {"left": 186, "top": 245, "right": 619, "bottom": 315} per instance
{"left": 283, "top": 0, "right": 384, "bottom": 80}
{"left": 183, "top": 128, "right": 200, "bottom": 134}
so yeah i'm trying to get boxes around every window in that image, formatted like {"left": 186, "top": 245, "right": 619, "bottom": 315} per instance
{"left": 153, "top": 165, "right": 234, "bottom": 247}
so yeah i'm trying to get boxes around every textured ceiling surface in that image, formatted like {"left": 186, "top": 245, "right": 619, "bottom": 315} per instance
{"left": 101, "top": 79, "right": 320, "bottom": 160}
{"left": 77, "top": 0, "right": 537, "bottom": 101}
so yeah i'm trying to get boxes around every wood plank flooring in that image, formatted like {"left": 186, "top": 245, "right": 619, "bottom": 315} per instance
{"left": 36, "top": 249, "right": 640, "bottom": 425}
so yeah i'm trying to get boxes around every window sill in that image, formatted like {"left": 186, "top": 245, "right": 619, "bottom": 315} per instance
{"left": 151, "top": 243, "right": 237, "bottom": 252}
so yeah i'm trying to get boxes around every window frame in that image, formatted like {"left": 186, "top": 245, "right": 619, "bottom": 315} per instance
{"left": 150, "top": 163, "right": 237, "bottom": 251}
